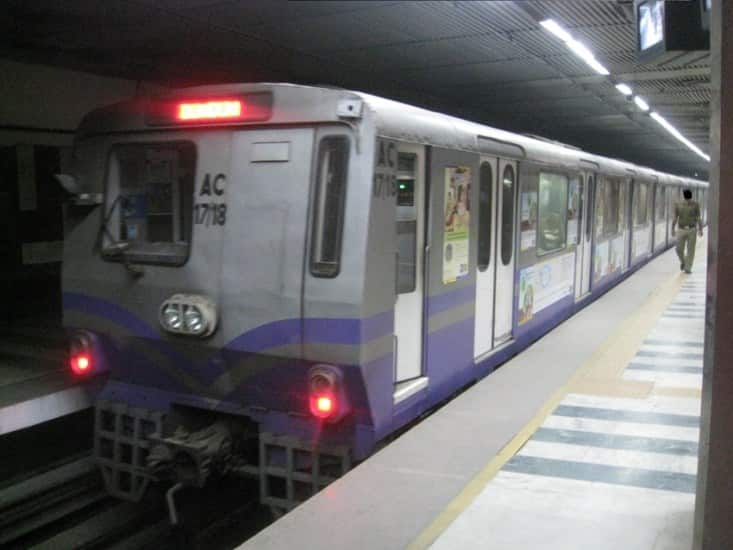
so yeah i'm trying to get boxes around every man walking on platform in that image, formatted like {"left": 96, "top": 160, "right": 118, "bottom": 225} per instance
{"left": 672, "top": 189, "right": 703, "bottom": 274}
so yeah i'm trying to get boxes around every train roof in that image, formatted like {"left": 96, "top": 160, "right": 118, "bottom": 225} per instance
{"left": 77, "top": 82, "right": 707, "bottom": 189}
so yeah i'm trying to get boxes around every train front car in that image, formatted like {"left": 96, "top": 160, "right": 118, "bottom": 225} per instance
{"left": 62, "top": 84, "right": 388, "bottom": 511}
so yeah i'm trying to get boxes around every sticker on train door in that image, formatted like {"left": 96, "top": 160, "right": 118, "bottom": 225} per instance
{"left": 443, "top": 166, "right": 471, "bottom": 284}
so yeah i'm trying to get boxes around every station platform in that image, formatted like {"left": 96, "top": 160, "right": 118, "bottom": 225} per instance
{"left": 241, "top": 242, "right": 706, "bottom": 550}
{"left": 0, "top": 325, "right": 104, "bottom": 435}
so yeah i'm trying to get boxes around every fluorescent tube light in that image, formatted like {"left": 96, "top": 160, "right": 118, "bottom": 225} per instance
{"left": 584, "top": 57, "right": 611, "bottom": 76}
{"left": 540, "top": 18, "right": 709, "bottom": 164}
{"left": 540, "top": 19, "right": 573, "bottom": 43}
{"left": 540, "top": 19, "right": 610, "bottom": 75}
{"left": 634, "top": 96, "right": 650, "bottom": 111}
{"left": 650, "top": 112, "right": 711, "bottom": 162}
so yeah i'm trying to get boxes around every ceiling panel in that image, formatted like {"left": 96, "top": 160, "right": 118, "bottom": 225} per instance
{"left": 0, "top": 0, "right": 711, "bottom": 178}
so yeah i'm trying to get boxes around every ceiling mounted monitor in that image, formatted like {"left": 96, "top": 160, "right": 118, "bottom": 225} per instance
{"left": 634, "top": 0, "right": 709, "bottom": 64}
{"left": 638, "top": 0, "right": 665, "bottom": 51}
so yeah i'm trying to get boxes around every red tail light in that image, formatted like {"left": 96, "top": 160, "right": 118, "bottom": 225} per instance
{"left": 310, "top": 394, "right": 336, "bottom": 419}
{"left": 70, "top": 353, "right": 92, "bottom": 375}
{"left": 308, "top": 366, "right": 350, "bottom": 421}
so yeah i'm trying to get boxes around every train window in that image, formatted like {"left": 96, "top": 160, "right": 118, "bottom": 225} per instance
{"left": 537, "top": 172, "right": 569, "bottom": 255}
{"left": 655, "top": 185, "right": 666, "bottom": 221}
{"left": 397, "top": 154, "right": 416, "bottom": 207}
{"left": 310, "top": 136, "right": 350, "bottom": 278}
{"left": 477, "top": 162, "right": 493, "bottom": 272}
{"left": 397, "top": 152, "right": 417, "bottom": 293}
{"left": 618, "top": 182, "right": 626, "bottom": 230}
{"left": 103, "top": 141, "right": 195, "bottom": 266}
{"left": 501, "top": 165, "right": 515, "bottom": 266}
{"left": 596, "top": 177, "right": 620, "bottom": 237}
{"left": 635, "top": 183, "right": 649, "bottom": 226}
{"left": 397, "top": 220, "right": 417, "bottom": 293}
{"left": 594, "top": 179, "right": 605, "bottom": 238}
{"left": 575, "top": 177, "right": 583, "bottom": 246}
{"left": 654, "top": 185, "right": 660, "bottom": 221}
{"left": 586, "top": 176, "right": 594, "bottom": 241}
{"left": 604, "top": 180, "right": 621, "bottom": 236}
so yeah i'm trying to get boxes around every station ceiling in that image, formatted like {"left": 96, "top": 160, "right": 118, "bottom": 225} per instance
{"left": 2, "top": 0, "right": 711, "bottom": 179}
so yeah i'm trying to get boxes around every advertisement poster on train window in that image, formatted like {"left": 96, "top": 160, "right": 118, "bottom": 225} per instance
{"left": 520, "top": 191, "right": 538, "bottom": 251}
{"left": 518, "top": 252, "right": 576, "bottom": 325}
{"left": 443, "top": 166, "right": 471, "bottom": 284}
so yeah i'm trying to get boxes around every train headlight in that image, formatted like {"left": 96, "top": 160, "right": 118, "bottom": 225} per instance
{"left": 162, "top": 304, "right": 183, "bottom": 330}
{"left": 183, "top": 305, "right": 204, "bottom": 334}
{"left": 160, "top": 295, "right": 217, "bottom": 337}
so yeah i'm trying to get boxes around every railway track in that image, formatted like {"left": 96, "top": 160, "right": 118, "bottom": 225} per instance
{"left": 0, "top": 453, "right": 168, "bottom": 549}
{"left": 0, "top": 451, "right": 268, "bottom": 549}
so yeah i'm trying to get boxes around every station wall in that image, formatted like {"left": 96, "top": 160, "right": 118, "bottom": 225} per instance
{"left": 0, "top": 60, "right": 159, "bottom": 327}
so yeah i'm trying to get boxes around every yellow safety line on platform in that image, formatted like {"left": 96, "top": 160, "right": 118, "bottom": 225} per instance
{"left": 407, "top": 262, "right": 688, "bottom": 550}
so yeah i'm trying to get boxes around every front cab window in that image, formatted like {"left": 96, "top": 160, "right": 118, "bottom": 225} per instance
{"left": 102, "top": 142, "right": 196, "bottom": 266}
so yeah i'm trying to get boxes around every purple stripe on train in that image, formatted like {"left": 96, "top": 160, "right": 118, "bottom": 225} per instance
{"left": 63, "top": 292, "right": 395, "bottom": 350}
{"left": 426, "top": 284, "right": 475, "bottom": 317}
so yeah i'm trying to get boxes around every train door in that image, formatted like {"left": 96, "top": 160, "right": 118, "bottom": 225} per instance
{"left": 394, "top": 143, "right": 425, "bottom": 382}
{"left": 473, "top": 158, "right": 498, "bottom": 358}
{"left": 574, "top": 173, "right": 593, "bottom": 299}
{"left": 493, "top": 159, "right": 517, "bottom": 346}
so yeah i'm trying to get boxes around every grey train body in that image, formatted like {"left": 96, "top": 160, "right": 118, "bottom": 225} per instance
{"left": 62, "top": 83, "right": 708, "bottom": 510}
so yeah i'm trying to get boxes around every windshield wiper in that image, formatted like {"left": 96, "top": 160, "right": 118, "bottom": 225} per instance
{"left": 97, "top": 194, "right": 122, "bottom": 253}
{"left": 97, "top": 196, "right": 145, "bottom": 278}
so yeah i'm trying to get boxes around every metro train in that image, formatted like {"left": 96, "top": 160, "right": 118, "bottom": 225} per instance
{"left": 60, "top": 83, "right": 707, "bottom": 512}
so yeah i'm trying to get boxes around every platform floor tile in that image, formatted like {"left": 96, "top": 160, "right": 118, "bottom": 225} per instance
{"left": 429, "top": 250, "right": 706, "bottom": 550}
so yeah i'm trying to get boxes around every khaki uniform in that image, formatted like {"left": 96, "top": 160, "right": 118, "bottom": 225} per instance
{"left": 674, "top": 200, "right": 701, "bottom": 272}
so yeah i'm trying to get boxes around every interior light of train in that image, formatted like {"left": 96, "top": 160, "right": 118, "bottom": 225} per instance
{"left": 540, "top": 19, "right": 610, "bottom": 75}
{"left": 615, "top": 83, "right": 633, "bottom": 96}
{"left": 177, "top": 100, "right": 243, "bottom": 121}
{"left": 650, "top": 112, "right": 710, "bottom": 161}
{"left": 634, "top": 96, "right": 650, "bottom": 111}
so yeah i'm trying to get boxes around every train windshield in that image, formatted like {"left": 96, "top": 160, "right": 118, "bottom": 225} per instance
{"left": 101, "top": 141, "right": 196, "bottom": 266}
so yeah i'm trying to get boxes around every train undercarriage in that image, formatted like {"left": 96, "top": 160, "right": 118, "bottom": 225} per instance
{"left": 94, "top": 400, "right": 352, "bottom": 520}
